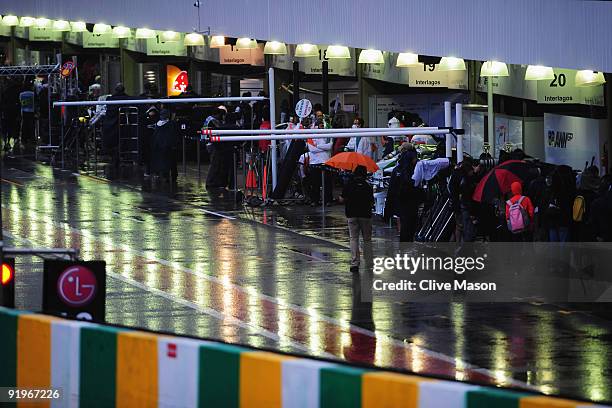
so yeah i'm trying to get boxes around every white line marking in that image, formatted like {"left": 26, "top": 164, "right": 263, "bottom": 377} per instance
{"left": 4, "top": 228, "right": 336, "bottom": 359}
{"left": 1, "top": 168, "right": 539, "bottom": 390}
{"left": 199, "top": 208, "right": 236, "bottom": 220}
{"left": 2, "top": 211, "right": 536, "bottom": 390}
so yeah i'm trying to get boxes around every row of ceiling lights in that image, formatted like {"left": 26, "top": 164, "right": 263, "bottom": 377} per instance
{"left": 1, "top": 14, "right": 606, "bottom": 86}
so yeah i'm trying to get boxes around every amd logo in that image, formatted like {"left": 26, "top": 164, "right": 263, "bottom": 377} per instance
{"left": 548, "top": 130, "right": 574, "bottom": 148}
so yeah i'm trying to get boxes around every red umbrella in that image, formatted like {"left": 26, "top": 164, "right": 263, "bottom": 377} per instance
{"left": 473, "top": 160, "right": 533, "bottom": 203}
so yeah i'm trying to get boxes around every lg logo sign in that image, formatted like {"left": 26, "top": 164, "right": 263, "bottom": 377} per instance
{"left": 548, "top": 130, "right": 574, "bottom": 148}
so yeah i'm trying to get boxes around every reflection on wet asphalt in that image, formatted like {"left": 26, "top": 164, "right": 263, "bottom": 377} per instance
{"left": 2, "top": 157, "right": 611, "bottom": 403}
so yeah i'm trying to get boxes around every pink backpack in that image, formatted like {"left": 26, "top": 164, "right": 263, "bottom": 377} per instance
{"left": 507, "top": 196, "right": 530, "bottom": 233}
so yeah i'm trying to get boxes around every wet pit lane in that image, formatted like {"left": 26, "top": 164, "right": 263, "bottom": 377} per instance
{"left": 2, "top": 157, "right": 611, "bottom": 404}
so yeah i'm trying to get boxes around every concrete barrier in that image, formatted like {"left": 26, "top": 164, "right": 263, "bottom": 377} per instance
{"left": 0, "top": 307, "right": 609, "bottom": 408}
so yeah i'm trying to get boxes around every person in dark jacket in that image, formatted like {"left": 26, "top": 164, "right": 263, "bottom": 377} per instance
{"left": 575, "top": 165, "right": 600, "bottom": 240}
{"left": 205, "top": 108, "right": 238, "bottom": 190}
{"left": 102, "top": 83, "right": 131, "bottom": 178}
{"left": 150, "top": 109, "right": 178, "bottom": 183}
{"left": 384, "top": 149, "right": 421, "bottom": 242}
{"left": 449, "top": 159, "right": 480, "bottom": 242}
{"left": 541, "top": 170, "right": 572, "bottom": 242}
{"left": 340, "top": 165, "right": 374, "bottom": 272}
{"left": 588, "top": 175, "right": 612, "bottom": 241}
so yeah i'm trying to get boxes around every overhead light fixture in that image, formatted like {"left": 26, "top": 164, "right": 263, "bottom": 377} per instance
{"left": 480, "top": 60, "right": 509, "bottom": 77}
{"left": 161, "top": 30, "right": 180, "bottom": 42}
{"left": 575, "top": 70, "right": 606, "bottom": 87}
{"left": 524, "top": 65, "right": 555, "bottom": 80}
{"left": 70, "top": 21, "right": 87, "bottom": 32}
{"left": 184, "top": 32, "right": 205, "bottom": 46}
{"left": 358, "top": 49, "right": 384, "bottom": 64}
{"left": 112, "top": 26, "right": 131, "bottom": 38}
{"left": 135, "top": 28, "right": 156, "bottom": 39}
{"left": 35, "top": 18, "right": 51, "bottom": 28}
{"left": 52, "top": 20, "right": 70, "bottom": 31}
{"left": 93, "top": 23, "right": 111, "bottom": 34}
{"left": 236, "top": 37, "right": 257, "bottom": 49}
{"left": 209, "top": 35, "right": 225, "bottom": 48}
{"left": 2, "top": 15, "right": 19, "bottom": 26}
{"left": 19, "top": 17, "right": 35, "bottom": 27}
{"left": 396, "top": 52, "right": 419, "bottom": 67}
{"left": 295, "top": 43, "right": 319, "bottom": 58}
{"left": 264, "top": 41, "right": 287, "bottom": 55}
{"left": 438, "top": 57, "right": 466, "bottom": 71}
{"left": 326, "top": 45, "right": 351, "bottom": 59}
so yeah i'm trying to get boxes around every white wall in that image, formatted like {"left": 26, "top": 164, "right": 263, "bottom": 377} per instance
{"left": 4, "top": 0, "right": 612, "bottom": 71}
{"left": 544, "top": 113, "right": 607, "bottom": 172}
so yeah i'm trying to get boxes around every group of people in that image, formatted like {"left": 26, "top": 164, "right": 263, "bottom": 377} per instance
{"left": 379, "top": 140, "right": 612, "bottom": 243}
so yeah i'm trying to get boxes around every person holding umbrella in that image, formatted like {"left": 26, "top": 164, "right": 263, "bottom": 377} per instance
{"left": 339, "top": 165, "right": 374, "bottom": 273}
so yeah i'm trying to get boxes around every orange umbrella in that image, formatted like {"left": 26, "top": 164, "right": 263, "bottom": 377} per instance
{"left": 325, "top": 152, "right": 379, "bottom": 173}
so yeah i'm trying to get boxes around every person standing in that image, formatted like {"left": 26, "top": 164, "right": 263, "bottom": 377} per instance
{"left": 541, "top": 171, "right": 572, "bottom": 242}
{"left": 384, "top": 149, "right": 421, "bottom": 242}
{"left": 150, "top": 109, "right": 178, "bottom": 183}
{"left": 505, "top": 181, "right": 535, "bottom": 241}
{"left": 307, "top": 119, "right": 333, "bottom": 205}
{"left": 19, "top": 81, "right": 35, "bottom": 149}
{"left": 340, "top": 165, "right": 374, "bottom": 272}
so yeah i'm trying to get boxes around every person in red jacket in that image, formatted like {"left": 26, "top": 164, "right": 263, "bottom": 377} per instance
{"left": 505, "top": 181, "right": 535, "bottom": 240}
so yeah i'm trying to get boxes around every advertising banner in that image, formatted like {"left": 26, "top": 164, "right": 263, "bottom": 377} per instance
{"left": 408, "top": 63, "right": 468, "bottom": 90}
{"left": 219, "top": 44, "right": 264, "bottom": 66}
{"left": 83, "top": 32, "right": 119, "bottom": 48}
{"left": 167, "top": 65, "right": 189, "bottom": 96}
{"left": 544, "top": 113, "right": 607, "bottom": 171}
{"left": 43, "top": 260, "right": 106, "bottom": 322}
{"left": 495, "top": 116, "right": 523, "bottom": 155}
{"left": 537, "top": 68, "right": 604, "bottom": 106}
{"left": 146, "top": 33, "right": 187, "bottom": 56}
{"left": 29, "top": 27, "right": 62, "bottom": 42}
{"left": 298, "top": 46, "right": 356, "bottom": 76}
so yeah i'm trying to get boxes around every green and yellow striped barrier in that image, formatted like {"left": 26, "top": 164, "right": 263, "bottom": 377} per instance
{"left": 0, "top": 307, "right": 608, "bottom": 408}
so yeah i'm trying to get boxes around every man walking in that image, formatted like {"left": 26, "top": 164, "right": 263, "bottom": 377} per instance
{"left": 340, "top": 165, "right": 374, "bottom": 272}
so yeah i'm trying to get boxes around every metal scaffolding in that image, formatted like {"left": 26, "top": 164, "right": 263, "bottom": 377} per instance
{"left": 0, "top": 63, "right": 60, "bottom": 77}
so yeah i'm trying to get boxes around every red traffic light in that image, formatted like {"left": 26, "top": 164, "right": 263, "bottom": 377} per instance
{"left": 1, "top": 263, "right": 14, "bottom": 285}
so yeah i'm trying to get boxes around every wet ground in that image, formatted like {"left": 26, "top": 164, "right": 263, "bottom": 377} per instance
{"left": 2, "top": 156, "right": 612, "bottom": 404}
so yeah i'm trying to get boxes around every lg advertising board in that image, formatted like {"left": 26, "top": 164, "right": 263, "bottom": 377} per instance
{"left": 43, "top": 260, "right": 106, "bottom": 322}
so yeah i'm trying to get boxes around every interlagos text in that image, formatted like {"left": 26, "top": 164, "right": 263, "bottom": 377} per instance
{"left": 373, "top": 254, "right": 486, "bottom": 275}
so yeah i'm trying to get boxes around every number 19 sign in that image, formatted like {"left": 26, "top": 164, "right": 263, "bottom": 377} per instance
{"left": 43, "top": 260, "right": 106, "bottom": 322}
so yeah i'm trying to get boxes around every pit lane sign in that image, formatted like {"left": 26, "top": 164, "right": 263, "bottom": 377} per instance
{"left": 295, "top": 99, "right": 313, "bottom": 118}
{"left": 43, "top": 260, "right": 106, "bottom": 322}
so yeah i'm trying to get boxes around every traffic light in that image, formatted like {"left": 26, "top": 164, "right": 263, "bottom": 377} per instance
{"left": 0, "top": 258, "right": 15, "bottom": 308}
